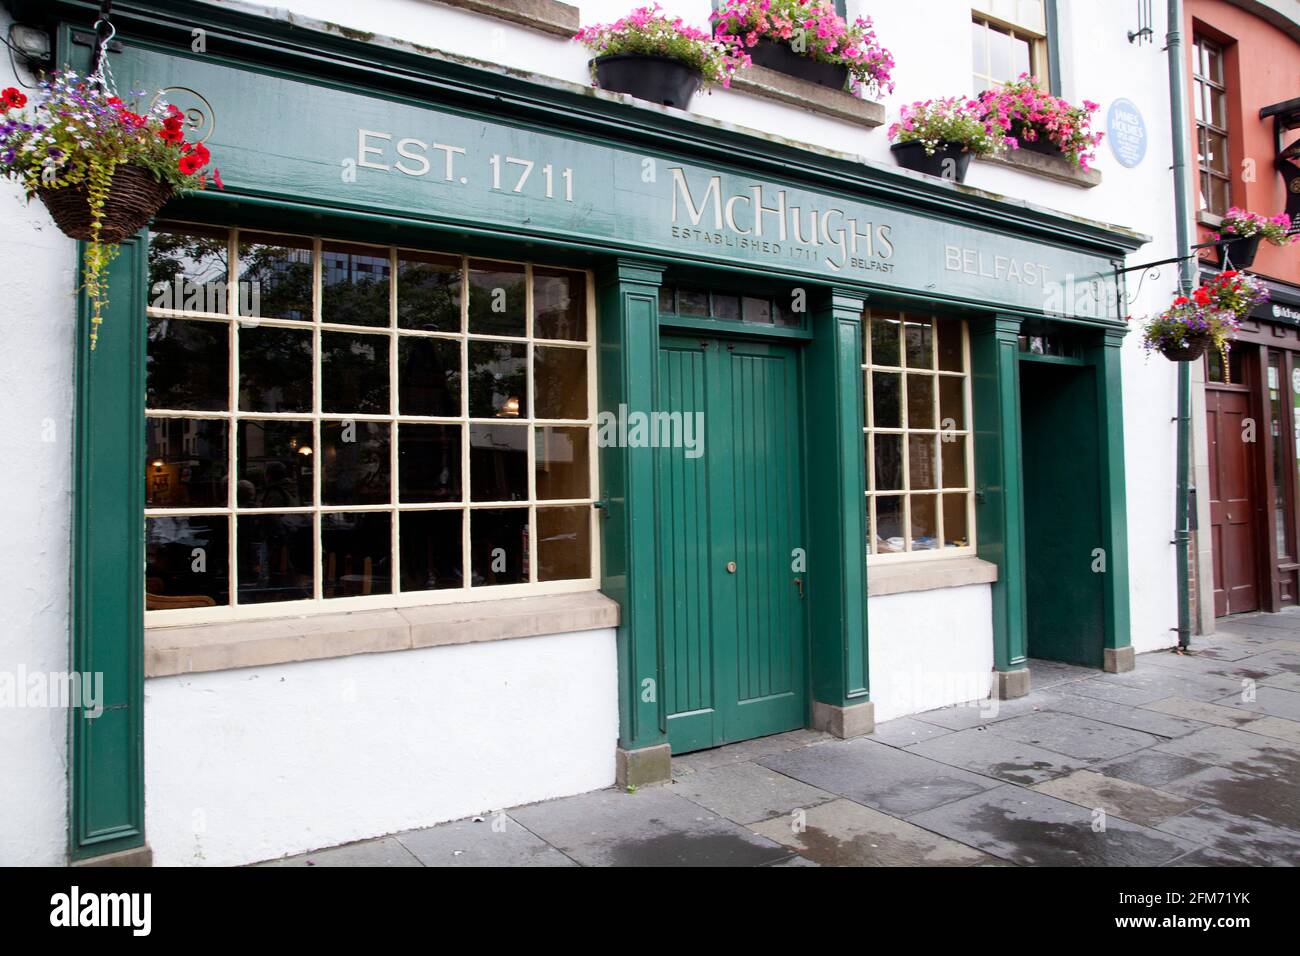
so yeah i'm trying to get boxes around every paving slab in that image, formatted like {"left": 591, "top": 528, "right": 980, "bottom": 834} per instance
{"left": 1142, "top": 696, "right": 1263, "bottom": 729}
{"left": 670, "top": 760, "right": 835, "bottom": 825}
{"left": 395, "top": 815, "right": 576, "bottom": 867}
{"left": 1056, "top": 678, "right": 1173, "bottom": 706}
{"left": 1094, "top": 751, "right": 1218, "bottom": 790}
{"left": 758, "top": 737, "right": 1000, "bottom": 816}
{"left": 670, "top": 729, "right": 831, "bottom": 775}
{"left": 984, "top": 711, "right": 1162, "bottom": 761}
{"left": 508, "top": 787, "right": 793, "bottom": 867}
{"left": 1240, "top": 715, "right": 1300, "bottom": 745}
{"left": 260, "top": 836, "right": 421, "bottom": 867}
{"left": 1149, "top": 763, "right": 1300, "bottom": 831}
{"left": 1151, "top": 724, "right": 1300, "bottom": 777}
{"left": 905, "top": 728, "right": 1088, "bottom": 785}
{"left": 1036, "top": 690, "right": 1209, "bottom": 738}
{"left": 1213, "top": 685, "right": 1300, "bottom": 722}
{"left": 1156, "top": 805, "right": 1300, "bottom": 867}
{"left": 908, "top": 784, "right": 1200, "bottom": 866}
{"left": 1027, "top": 659, "right": 1098, "bottom": 689}
{"left": 911, "top": 692, "right": 1052, "bottom": 731}
{"left": 751, "top": 798, "right": 1006, "bottom": 867}
{"left": 1092, "top": 667, "right": 1245, "bottom": 703}
{"left": 1261, "top": 671, "right": 1300, "bottom": 693}
{"left": 870, "top": 716, "right": 955, "bottom": 748}
{"left": 1231, "top": 649, "right": 1300, "bottom": 675}
{"left": 1140, "top": 650, "right": 1278, "bottom": 683}
{"left": 1030, "top": 770, "right": 1200, "bottom": 827}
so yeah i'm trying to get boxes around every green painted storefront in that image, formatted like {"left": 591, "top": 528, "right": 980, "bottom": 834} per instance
{"left": 24, "top": 0, "right": 1147, "bottom": 861}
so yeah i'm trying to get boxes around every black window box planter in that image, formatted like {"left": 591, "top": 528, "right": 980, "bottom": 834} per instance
{"left": 746, "top": 38, "right": 848, "bottom": 91}
{"left": 593, "top": 54, "right": 702, "bottom": 109}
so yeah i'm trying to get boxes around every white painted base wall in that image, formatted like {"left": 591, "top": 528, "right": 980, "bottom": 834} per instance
{"left": 867, "top": 585, "right": 995, "bottom": 724}
{"left": 144, "top": 629, "right": 618, "bottom": 866}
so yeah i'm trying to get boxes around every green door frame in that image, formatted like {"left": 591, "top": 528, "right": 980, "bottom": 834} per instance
{"left": 69, "top": 235, "right": 149, "bottom": 861}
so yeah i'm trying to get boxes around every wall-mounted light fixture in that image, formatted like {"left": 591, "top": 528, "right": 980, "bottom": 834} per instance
{"left": 1128, "top": 0, "right": 1154, "bottom": 44}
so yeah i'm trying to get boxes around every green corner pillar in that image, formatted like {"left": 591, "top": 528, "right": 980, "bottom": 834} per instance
{"left": 805, "top": 288, "right": 874, "bottom": 738}
{"left": 596, "top": 258, "right": 671, "bottom": 784}
{"left": 971, "top": 314, "right": 1029, "bottom": 699}
{"left": 1089, "top": 328, "right": 1134, "bottom": 673}
{"left": 70, "top": 235, "right": 148, "bottom": 861}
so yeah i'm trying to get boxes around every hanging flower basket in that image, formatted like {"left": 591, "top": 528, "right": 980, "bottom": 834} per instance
{"left": 1158, "top": 331, "right": 1212, "bottom": 362}
{"left": 1214, "top": 207, "right": 1296, "bottom": 271}
{"left": 37, "top": 162, "right": 172, "bottom": 243}
{"left": 575, "top": 5, "right": 749, "bottom": 110}
{"left": 0, "top": 72, "right": 221, "bottom": 349}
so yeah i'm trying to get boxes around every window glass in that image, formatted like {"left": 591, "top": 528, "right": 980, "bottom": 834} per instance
{"left": 864, "top": 310, "right": 976, "bottom": 559}
{"left": 146, "top": 226, "right": 597, "bottom": 619}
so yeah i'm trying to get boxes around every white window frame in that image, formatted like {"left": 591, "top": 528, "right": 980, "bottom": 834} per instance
{"left": 863, "top": 310, "right": 978, "bottom": 563}
{"left": 144, "top": 223, "right": 600, "bottom": 626}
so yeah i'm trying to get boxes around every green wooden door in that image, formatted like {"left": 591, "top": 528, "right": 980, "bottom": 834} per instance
{"left": 657, "top": 334, "right": 808, "bottom": 754}
{"left": 1020, "top": 360, "right": 1105, "bottom": 668}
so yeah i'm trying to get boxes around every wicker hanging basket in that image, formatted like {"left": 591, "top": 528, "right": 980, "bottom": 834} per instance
{"left": 1159, "top": 331, "right": 1212, "bottom": 362}
{"left": 36, "top": 163, "right": 172, "bottom": 243}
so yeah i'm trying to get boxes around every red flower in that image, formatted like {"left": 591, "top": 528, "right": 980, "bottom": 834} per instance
{"left": 1193, "top": 288, "right": 1212, "bottom": 306}
{"left": 178, "top": 153, "right": 204, "bottom": 175}
{"left": 107, "top": 96, "right": 124, "bottom": 109}
{"left": 1, "top": 87, "right": 26, "bottom": 110}
{"left": 191, "top": 142, "right": 210, "bottom": 165}
{"left": 159, "top": 125, "right": 184, "bottom": 143}
{"left": 1174, "top": 296, "right": 1190, "bottom": 306}
{"left": 212, "top": 168, "right": 224, "bottom": 190}
{"left": 1221, "top": 270, "right": 1238, "bottom": 279}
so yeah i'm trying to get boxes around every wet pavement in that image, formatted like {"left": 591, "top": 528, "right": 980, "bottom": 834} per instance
{"left": 264, "top": 613, "right": 1300, "bottom": 867}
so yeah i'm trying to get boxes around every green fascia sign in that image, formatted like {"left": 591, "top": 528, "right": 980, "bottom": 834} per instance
{"left": 109, "top": 43, "right": 1123, "bottom": 320}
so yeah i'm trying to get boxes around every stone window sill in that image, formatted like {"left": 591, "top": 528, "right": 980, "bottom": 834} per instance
{"left": 977, "top": 149, "right": 1101, "bottom": 188}
{"left": 423, "top": 0, "right": 579, "bottom": 37}
{"left": 145, "top": 591, "right": 619, "bottom": 678}
{"left": 1197, "top": 210, "right": 1224, "bottom": 229}
{"left": 728, "top": 66, "right": 885, "bottom": 128}
{"left": 867, "top": 556, "right": 999, "bottom": 597}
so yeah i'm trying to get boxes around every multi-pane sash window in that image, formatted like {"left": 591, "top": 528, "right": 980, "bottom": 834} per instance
{"left": 1193, "top": 34, "right": 1232, "bottom": 217}
{"left": 863, "top": 311, "right": 976, "bottom": 559}
{"left": 971, "top": 1, "right": 1048, "bottom": 92}
{"left": 144, "top": 223, "right": 597, "bottom": 621}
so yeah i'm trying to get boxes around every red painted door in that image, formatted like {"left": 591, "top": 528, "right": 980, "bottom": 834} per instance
{"left": 1206, "top": 386, "right": 1260, "bottom": 616}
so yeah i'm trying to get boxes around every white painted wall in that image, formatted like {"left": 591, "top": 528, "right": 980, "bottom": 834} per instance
{"left": 868, "top": 586, "right": 995, "bottom": 722}
{"left": 0, "top": 7, "right": 77, "bottom": 867}
{"left": 145, "top": 629, "right": 618, "bottom": 866}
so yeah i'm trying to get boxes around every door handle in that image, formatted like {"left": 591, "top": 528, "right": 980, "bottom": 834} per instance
{"left": 794, "top": 577, "right": 804, "bottom": 599}
{"left": 726, "top": 561, "right": 737, "bottom": 574}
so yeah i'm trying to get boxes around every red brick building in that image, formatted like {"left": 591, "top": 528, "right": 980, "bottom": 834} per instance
{"left": 1187, "top": 0, "right": 1300, "bottom": 623}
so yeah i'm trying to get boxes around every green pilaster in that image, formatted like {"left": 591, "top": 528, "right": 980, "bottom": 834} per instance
{"left": 806, "top": 288, "right": 870, "bottom": 710}
{"left": 1089, "top": 328, "right": 1133, "bottom": 655}
{"left": 971, "top": 315, "right": 1028, "bottom": 687}
{"left": 597, "top": 258, "right": 668, "bottom": 753}
{"left": 69, "top": 235, "right": 148, "bottom": 860}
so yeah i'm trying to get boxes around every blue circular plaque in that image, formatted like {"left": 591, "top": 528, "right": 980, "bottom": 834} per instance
{"left": 1106, "top": 98, "right": 1147, "bottom": 168}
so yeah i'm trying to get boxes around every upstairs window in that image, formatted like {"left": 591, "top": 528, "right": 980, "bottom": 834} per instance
{"left": 1193, "top": 34, "right": 1232, "bottom": 216}
{"left": 971, "top": 1, "right": 1049, "bottom": 92}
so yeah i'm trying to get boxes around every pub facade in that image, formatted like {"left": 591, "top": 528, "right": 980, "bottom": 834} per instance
{"left": 0, "top": 0, "right": 1188, "bottom": 866}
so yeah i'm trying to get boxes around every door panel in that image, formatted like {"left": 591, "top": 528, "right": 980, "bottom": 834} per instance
{"left": 656, "top": 341, "right": 716, "bottom": 753}
{"left": 658, "top": 335, "right": 807, "bottom": 753}
{"left": 1020, "top": 361, "right": 1105, "bottom": 668}
{"left": 1206, "top": 387, "right": 1260, "bottom": 615}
